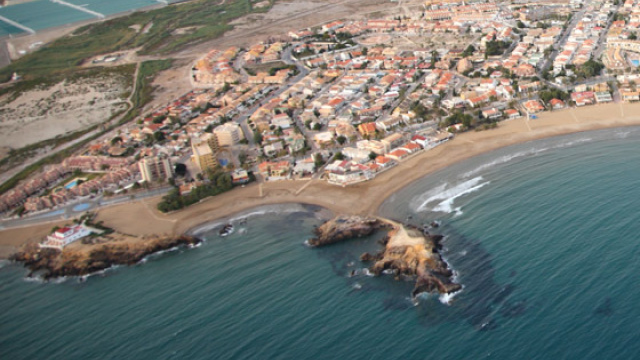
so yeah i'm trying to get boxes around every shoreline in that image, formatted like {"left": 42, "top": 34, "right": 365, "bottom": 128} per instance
{"left": 3, "top": 102, "right": 640, "bottom": 257}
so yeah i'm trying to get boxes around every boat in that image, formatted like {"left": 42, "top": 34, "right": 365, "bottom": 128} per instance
{"left": 219, "top": 223, "right": 234, "bottom": 237}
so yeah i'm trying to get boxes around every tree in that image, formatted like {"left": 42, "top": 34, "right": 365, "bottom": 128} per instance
{"left": 336, "top": 135, "right": 347, "bottom": 145}
{"left": 630, "top": 33, "right": 638, "bottom": 41}
{"left": 313, "top": 123, "right": 322, "bottom": 131}
{"left": 175, "top": 163, "right": 187, "bottom": 177}
{"left": 153, "top": 131, "right": 165, "bottom": 142}
{"left": 516, "top": 20, "right": 525, "bottom": 29}
{"left": 334, "top": 152, "right": 345, "bottom": 161}
{"left": 253, "top": 131, "right": 263, "bottom": 144}
{"left": 461, "top": 45, "right": 475, "bottom": 58}
{"left": 368, "top": 152, "right": 377, "bottom": 161}
{"left": 314, "top": 153, "right": 325, "bottom": 168}
{"left": 111, "top": 136, "right": 122, "bottom": 145}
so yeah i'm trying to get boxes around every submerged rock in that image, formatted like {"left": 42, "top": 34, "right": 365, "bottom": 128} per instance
{"left": 307, "top": 215, "right": 383, "bottom": 247}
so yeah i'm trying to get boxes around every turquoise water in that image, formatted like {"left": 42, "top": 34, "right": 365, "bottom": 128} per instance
{"left": 0, "top": 1, "right": 93, "bottom": 31}
{"left": 2, "top": 127, "right": 640, "bottom": 359}
{"left": 65, "top": 180, "right": 78, "bottom": 189}
{"left": 0, "top": 0, "right": 172, "bottom": 37}
{"left": 66, "top": 0, "right": 160, "bottom": 17}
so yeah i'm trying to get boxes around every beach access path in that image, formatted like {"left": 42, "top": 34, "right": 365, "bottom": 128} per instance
{"left": 2, "top": 101, "right": 640, "bottom": 257}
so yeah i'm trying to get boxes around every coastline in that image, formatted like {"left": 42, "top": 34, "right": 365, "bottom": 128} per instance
{"left": 2, "top": 101, "right": 640, "bottom": 257}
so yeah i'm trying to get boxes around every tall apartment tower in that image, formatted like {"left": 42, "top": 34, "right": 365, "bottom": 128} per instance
{"left": 139, "top": 156, "right": 173, "bottom": 182}
{"left": 191, "top": 133, "right": 218, "bottom": 172}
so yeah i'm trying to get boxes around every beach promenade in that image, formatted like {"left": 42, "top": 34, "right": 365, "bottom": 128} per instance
{"left": 2, "top": 101, "right": 640, "bottom": 257}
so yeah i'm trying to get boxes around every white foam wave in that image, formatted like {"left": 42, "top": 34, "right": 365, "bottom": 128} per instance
{"left": 463, "top": 137, "right": 594, "bottom": 178}
{"left": 416, "top": 177, "right": 490, "bottom": 214}
{"left": 439, "top": 287, "right": 463, "bottom": 305}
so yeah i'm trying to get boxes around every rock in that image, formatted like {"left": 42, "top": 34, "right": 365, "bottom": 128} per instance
{"left": 307, "top": 215, "right": 383, "bottom": 247}
{"left": 10, "top": 235, "right": 202, "bottom": 280}
{"left": 360, "top": 252, "right": 381, "bottom": 262}
{"left": 368, "top": 221, "right": 460, "bottom": 298}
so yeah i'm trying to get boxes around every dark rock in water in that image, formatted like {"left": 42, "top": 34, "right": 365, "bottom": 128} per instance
{"left": 310, "top": 217, "right": 460, "bottom": 300}
{"left": 430, "top": 221, "right": 440, "bottom": 228}
{"left": 307, "top": 215, "right": 384, "bottom": 247}
{"left": 360, "top": 252, "right": 382, "bottom": 262}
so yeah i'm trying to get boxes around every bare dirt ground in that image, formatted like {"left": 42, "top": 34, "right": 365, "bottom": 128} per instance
{"left": 0, "top": 75, "right": 130, "bottom": 148}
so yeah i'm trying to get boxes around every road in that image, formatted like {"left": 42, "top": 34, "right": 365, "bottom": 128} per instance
{"left": 0, "top": 186, "right": 171, "bottom": 230}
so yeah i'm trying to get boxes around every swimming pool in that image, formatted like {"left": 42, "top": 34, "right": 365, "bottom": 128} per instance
{"left": 632, "top": 60, "right": 639, "bottom": 67}
{"left": 65, "top": 180, "right": 78, "bottom": 190}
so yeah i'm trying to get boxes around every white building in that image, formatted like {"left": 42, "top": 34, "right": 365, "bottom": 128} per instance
{"left": 41, "top": 225, "right": 92, "bottom": 250}
{"left": 214, "top": 123, "right": 244, "bottom": 147}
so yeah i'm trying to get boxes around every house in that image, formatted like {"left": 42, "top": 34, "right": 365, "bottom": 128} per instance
{"left": 258, "top": 161, "right": 291, "bottom": 180}
{"left": 595, "top": 91, "right": 613, "bottom": 103}
{"left": 411, "top": 134, "right": 429, "bottom": 148}
{"left": 400, "top": 142, "right": 422, "bottom": 154}
{"left": 504, "top": 109, "right": 521, "bottom": 119}
{"left": 621, "top": 91, "right": 640, "bottom": 102}
{"left": 375, "top": 156, "right": 394, "bottom": 168}
{"left": 231, "top": 169, "right": 250, "bottom": 184}
{"left": 41, "top": 225, "right": 92, "bottom": 250}
{"left": 358, "top": 122, "right": 377, "bottom": 137}
{"left": 325, "top": 160, "right": 373, "bottom": 186}
{"left": 482, "top": 108, "right": 502, "bottom": 119}
{"left": 549, "top": 98, "right": 566, "bottom": 110}
{"left": 523, "top": 100, "right": 545, "bottom": 113}
{"left": 571, "top": 91, "right": 596, "bottom": 106}
{"left": 386, "top": 149, "right": 409, "bottom": 161}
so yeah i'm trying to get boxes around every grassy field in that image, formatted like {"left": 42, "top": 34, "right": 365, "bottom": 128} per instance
{"left": 0, "top": 0, "right": 272, "bottom": 81}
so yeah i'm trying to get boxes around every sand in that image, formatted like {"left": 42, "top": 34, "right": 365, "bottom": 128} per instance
{"left": 0, "top": 76, "right": 130, "bottom": 149}
{"left": 3, "top": 101, "right": 640, "bottom": 257}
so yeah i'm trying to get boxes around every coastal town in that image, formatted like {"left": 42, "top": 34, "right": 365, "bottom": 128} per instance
{"left": 2, "top": 0, "right": 640, "bottom": 229}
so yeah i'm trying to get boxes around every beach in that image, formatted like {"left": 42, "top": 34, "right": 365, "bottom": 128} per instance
{"left": 2, "top": 101, "right": 640, "bottom": 256}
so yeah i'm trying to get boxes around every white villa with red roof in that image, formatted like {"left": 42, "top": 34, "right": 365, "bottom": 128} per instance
{"left": 41, "top": 225, "right": 92, "bottom": 250}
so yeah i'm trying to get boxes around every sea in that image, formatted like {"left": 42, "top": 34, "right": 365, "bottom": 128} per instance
{"left": 0, "top": 0, "right": 181, "bottom": 37}
{"left": 2, "top": 126, "right": 640, "bottom": 359}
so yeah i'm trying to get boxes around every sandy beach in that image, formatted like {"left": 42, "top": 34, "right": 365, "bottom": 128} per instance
{"left": 2, "top": 101, "right": 640, "bottom": 256}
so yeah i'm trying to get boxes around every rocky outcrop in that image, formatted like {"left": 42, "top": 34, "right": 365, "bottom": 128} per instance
{"left": 367, "top": 223, "right": 461, "bottom": 297}
{"left": 310, "top": 216, "right": 461, "bottom": 298}
{"left": 10, "top": 235, "right": 201, "bottom": 280}
{"left": 307, "top": 215, "right": 384, "bottom": 247}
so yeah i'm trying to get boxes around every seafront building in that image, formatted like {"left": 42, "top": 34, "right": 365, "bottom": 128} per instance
{"left": 40, "top": 225, "right": 92, "bottom": 250}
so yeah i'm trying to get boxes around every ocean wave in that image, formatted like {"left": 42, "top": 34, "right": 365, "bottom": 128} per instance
{"left": 415, "top": 177, "right": 490, "bottom": 214}
{"left": 463, "top": 137, "right": 594, "bottom": 178}
{"left": 439, "top": 287, "right": 463, "bottom": 305}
